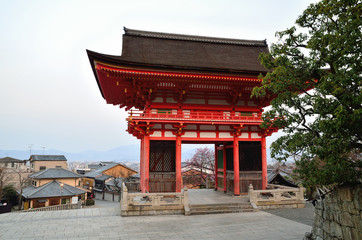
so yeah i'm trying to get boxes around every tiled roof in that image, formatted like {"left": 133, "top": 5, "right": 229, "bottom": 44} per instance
{"left": 267, "top": 172, "right": 297, "bottom": 187}
{"left": 0, "top": 157, "right": 25, "bottom": 163}
{"left": 84, "top": 163, "right": 119, "bottom": 178}
{"left": 21, "top": 180, "right": 85, "bottom": 199}
{"left": 29, "top": 155, "right": 67, "bottom": 161}
{"left": 87, "top": 28, "right": 270, "bottom": 79}
{"left": 29, "top": 168, "right": 82, "bottom": 179}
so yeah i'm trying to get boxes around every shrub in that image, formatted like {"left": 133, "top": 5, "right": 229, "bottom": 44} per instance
{"left": 85, "top": 199, "right": 95, "bottom": 206}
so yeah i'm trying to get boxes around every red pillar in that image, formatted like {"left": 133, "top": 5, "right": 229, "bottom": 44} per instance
{"left": 140, "top": 137, "right": 145, "bottom": 193}
{"left": 233, "top": 136, "right": 240, "bottom": 196}
{"left": 144, "top": 135, "right": 150, "bottom": 192}
{"left": 261, "top": 137, "right": 267, "bottom": 190}
{"left": 223, "top": 145, "right": 227, "bottom": 192}
{"left": 175, "top": 135, "right": 182, "bottom": 192}
{"left": 214, "top": 144, "right": 218, "bottom": 190}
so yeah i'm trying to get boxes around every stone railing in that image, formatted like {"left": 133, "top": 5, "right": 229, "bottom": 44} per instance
{"left": 121, "top": 183, "right": 189, "bottom": 216}
{"left": 23, "top": 201, "right": 82, "bottom": 212}
{"left": 248, "top": 184, "right": 305, "bottom": 209}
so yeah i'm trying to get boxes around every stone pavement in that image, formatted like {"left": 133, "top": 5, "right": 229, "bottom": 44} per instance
{"left": 0, "top": 203, "right": 311, "bottom": 240}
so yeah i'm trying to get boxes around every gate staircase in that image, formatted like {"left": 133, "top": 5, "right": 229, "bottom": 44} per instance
{"left": 188, "top": 202, "right": 257, "bottom": 215}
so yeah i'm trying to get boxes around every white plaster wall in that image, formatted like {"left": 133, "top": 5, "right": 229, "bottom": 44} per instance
{"left": 183, "top": 132, "right": 197, "bottom": 138}
{"left": 164, "top": 131, "right": 174, "bottom": 137}
{"left": 219, "top": 132, "right": 231, "bottom": 138}
{"left": 251, "top": 133, "right": 261, "bottom": 138}
{"left": 150, "top": 131, "right": 162, "bottom": 137}
{"left": 200, "top": 132, "right": 216, "bottom": 138}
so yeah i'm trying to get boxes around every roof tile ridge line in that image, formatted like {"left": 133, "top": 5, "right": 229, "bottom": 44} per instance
{"left": 60, "top": 182, "right": 77, "bottom": 195}
{"left": 31, "top": 168, "right": 49, "bottom": 178}
{"left": 118, "top": 163, "right": 138, "bottom": 174}
{"left": 28, "top": 180, "right": 56, "bottom": 197}
{"left": 124, "top": 27, "right": 267, "bottom": 46}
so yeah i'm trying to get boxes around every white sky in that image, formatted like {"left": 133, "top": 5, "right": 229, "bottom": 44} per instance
{"left": 0, "top": 0, "right": 318, "bottom": 153}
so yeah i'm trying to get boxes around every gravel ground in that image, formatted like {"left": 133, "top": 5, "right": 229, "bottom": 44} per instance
{"left": 263, "top": 202, "right": 315, "bottom": 226}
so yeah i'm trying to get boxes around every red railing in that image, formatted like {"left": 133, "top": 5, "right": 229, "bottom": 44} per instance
{"left": 127, "top": 110, "right": 262, "bottom": 124}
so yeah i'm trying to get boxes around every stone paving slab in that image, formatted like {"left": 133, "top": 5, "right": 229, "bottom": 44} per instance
{"left": 0, "top": 206, "right": 311, "bottom": 240}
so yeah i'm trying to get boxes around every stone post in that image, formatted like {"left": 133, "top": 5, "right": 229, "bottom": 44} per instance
{"left": 248, "top": 184, "right": 255, "bottom": 204}
{"left": 183, "top": 187, "right": 191, "bottom": 215}
{"left": 121, "top": 183, "right": 128, "bottom": 214}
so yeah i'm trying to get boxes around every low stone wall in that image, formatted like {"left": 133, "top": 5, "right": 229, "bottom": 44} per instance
{"left": 248, "top": 184, "right": 305, "bottom": 210}
{"left": 311, "top": 184, "right": 361, "bottom": 240}
{"left": 121, "top": 183, "right": 189, "bottom": 216}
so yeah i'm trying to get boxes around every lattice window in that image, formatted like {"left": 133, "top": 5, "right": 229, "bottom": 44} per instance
{"left": 149, "top": 141, "right": 175, "bottom": 172}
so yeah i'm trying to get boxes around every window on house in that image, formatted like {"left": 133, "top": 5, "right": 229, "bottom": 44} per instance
{"left": 55, "top": 166, "right": 62, "bottom": 168}
{"left": 32, "top": 180, "right": 37, "bottom": 187}
{"left": 39, "top": 166, "right": 46, "bottom": 170}
{"left": 11, "top": 162, "right": 15, "bottom": 168}
{"left": 78, "top": 181, "right": 81, "bottom": 186}
{"left": 31, "top": 163, "right": 34, "bottom": 169}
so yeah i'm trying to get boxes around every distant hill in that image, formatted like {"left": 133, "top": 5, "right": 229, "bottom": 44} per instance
{"left": 0, "top": 145, "right": 274, "bottom": 163}
{"left": 0, "top": 144, "right": 141, "bottom": 162}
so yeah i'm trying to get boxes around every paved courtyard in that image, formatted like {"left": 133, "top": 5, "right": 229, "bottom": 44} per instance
{"left": 0, "top": 201, "right": 311, "bottom": 240}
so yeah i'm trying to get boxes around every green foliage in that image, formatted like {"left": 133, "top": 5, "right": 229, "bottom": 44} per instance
{"left": 2, "top": 185, "right": 18, "bottom": 206}
{"left": 85, "top": 199, "right": 95, "bottom": 206}
{"left": 252, "top": 0, "right": 361, "bottom": 187}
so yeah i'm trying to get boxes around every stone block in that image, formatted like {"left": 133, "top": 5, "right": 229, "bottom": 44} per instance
{"left": 342, "top": 227, "right": 353, "bottom": 240}
{"left": 350, "top": 228, "right": 362, "bottom": 240}
{"left": 338, "top": 187, "right": 353, "bottom": 201}
{"left": 353, "top": 192, "right": 362, "bottom": 210}
{"left": 340, "top": 212, "right": 354, "bottom": 227}
{"left": 330, "top": 222, "right": 343, "bottom": 238}
{"left": 352, "top": 215, "right": 361, "bottom": 229}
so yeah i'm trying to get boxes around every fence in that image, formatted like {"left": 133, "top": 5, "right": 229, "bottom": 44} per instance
{"left": 248, "top": 184, "right": 305, "bottom": 209}
{"left": 121, "top": 183, "right": 189, "bottom": 216}
{"left": 23, "top": 201, "right": 82, "bottom": 212}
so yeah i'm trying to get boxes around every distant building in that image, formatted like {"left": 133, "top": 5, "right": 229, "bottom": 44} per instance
{"left": 0, "top": 157, "right": 27, "bottom": 171}
{"left": 267, "top": 172, "right": 298, "bottom": 188}
{"left": 0, "top": 157, "right": 31, "bottom": 190}
{"left": 29, "top": 155, "right": 67, "bottom": 172}
{"left": 182, "top": 163, "right": 214, "bottom": 189}
{"left": 21, "top": 168, "right": 87, "bottom": 209}
{"left": 83, "top": 163, "right": 138, "bottom": 201}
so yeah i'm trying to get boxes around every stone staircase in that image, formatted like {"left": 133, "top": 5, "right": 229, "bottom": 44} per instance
{"left": 188, "top": 202, "right": 258, "bottom": 215}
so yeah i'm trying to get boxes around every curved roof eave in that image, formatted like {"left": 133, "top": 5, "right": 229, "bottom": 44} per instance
{"left": 86, "top": 49, "right": 269, "bottom": 99}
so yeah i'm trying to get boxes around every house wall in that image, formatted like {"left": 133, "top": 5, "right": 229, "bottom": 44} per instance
{"left": 0, "top": 162, "right": 27, "bottom": 171}
{"left": 83, "top": 177, "right": 94, "bottom": 188}
{"left": 6, "top": 172, "right": 32, "bottom": 190}
{"left": 102, "top": 165, "right": 137, "bottom": 178}
{"left": 30, "top": 161, "right": 67, "bottom": 172}
{"left": 36, "top": 178, "right": 82, "bottom": 187}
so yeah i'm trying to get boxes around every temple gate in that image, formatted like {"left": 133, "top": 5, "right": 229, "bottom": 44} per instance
{"left": 87, "top": 28, "right": 277, "bottom": 195}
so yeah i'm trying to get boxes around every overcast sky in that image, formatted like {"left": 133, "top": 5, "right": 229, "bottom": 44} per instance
{"left": 0, "top": 0, "right": 318, "bottom": 154}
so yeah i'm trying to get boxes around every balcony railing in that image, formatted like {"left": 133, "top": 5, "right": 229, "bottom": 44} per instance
{"left": 127, "top": 110, "right": 262, "bottom": 124}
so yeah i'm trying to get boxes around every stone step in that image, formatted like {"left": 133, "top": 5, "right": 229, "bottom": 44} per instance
{"left": 188, "top": 202, "right": 257, "bottom": 215}
{"left": 189, "top": 203, "right": 251, "bottom": 208}
{"left": 190, "top": 209, "right": 243, "bottom": 215}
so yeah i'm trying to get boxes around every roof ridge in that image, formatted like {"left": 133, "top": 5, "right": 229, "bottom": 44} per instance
{"left": 124, "top": 27, "right": 267, "bottom": 47}
{"left": 28, "top": 180, "right": 55, "bottom": 197}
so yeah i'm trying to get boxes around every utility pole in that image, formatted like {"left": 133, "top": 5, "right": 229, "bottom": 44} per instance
{"left": 28, "top": 144, "right": 34, "bottom": 155}
{"left": 41, "top": 146, "right": 46, "bottom": 155}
